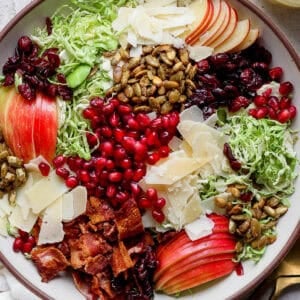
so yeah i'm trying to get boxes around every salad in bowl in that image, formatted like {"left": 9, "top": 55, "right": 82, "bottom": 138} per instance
{"left": 0, "top": 0, "right": 299, "bottom": 299}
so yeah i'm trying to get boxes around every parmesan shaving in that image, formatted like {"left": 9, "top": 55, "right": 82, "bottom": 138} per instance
{"left": 9, "top": 205, "right": 38, "bottom": 233}
{"left": 184, "top": 214, "right": 214, "bottom": 241}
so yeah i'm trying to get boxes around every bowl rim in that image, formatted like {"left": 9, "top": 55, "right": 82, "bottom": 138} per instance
{"left": 0, "top": 1, "right": 299, "bottom": 300}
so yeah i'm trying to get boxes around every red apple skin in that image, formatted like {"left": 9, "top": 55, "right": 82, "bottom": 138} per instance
{"left": 33, "top": 92, "right": 58, "bottom": 163}
{"left": 0, "top": 87, "right": 58, "bottom": 163}
{"left": 161, "top": 259, "right": 236, "bottom": 294}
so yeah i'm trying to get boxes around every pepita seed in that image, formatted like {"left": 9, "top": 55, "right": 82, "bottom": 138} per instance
{"left": 275, "top": 206, "right": 288, "bottom": 217}
{"left": 172, "top": 62, "right": 184, "bottom": 73}
{"left": 214, "top": 196, "right": 227, "bottom": 209}
{"left": 133, "top": 105, "right": 152, "bottom": 113}
{"left": 121, "top": 70, "right": 130, "bottom": 86}
{"left": 152, "top": 76, "right": 163, "bottom": 87}
{"left": 229, "top": 219, "right": 236, "bottom": 234}
{"left": 238, "top": 219, "right": 250, "bottom": 233}
{"left": 179, "top": 48, "right": 189, "bottom": 65}
{"left": 145, "top": 55, "right": 160, "bottom": 68}
{"left": 133, "top": 83, "right": 142, "bottom": 97}
{"left": 250, "top": 218, "right": 261, "bottom": 238}
{"left": 160, "top": 102, "right": 173, "bottom": 114}
{"left": 231, "top": 214, "right": 248, "bottom": 221}
{"left": 160, "top": 53, "right": 173, "bottom": 66}
{"left": 228, "top": 204, "right": 242, "bottom": 215}
{"left": 263, "top": 206, "right": 276, "bottom": 218}
{"left": 226, "top": 187, "right": 241, "bottom": 198}
{"left": 166, "top": 49, "right": 176, "bottom": 61}
{"left": 128, "top": 57, "right": 141, "bottom": 69}
{"left": 266, "top": 197, "right": 280, "bottom": 208}
{"left": 113, "top": 66, "right": 122, "bottom": 84}
{"left": 117, "top": 92, "right": 129, "bottom": 103}
{"left": 163, "top": 80, "right": 179, "bottom": 89}
{"left": 124, "top": 85, "right": 134, "bottom": 98}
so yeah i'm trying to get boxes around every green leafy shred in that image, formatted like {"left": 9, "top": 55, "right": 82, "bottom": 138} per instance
{"left": 31, "top": 0, "right": 137, "bottom": 160}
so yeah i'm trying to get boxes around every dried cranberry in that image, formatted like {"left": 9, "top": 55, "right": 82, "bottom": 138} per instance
{"left": 18, "top": 83, "right": 36, "bottom": 101}
{"left": 230, "top": 96, "right": 250, "bottom": 112}
{"left": 45, "top": 17, "right": 53, "bottom": 35}
{"left": 17, "top": 36, "right": 33, "bottom": 54}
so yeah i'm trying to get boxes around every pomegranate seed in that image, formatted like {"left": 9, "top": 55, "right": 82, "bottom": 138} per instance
{"left": 146, "top": 188, "right": 158, "bottom": 203}
{"left": 150, "top": 118, "right": 163, "bottom": 130}
{"left": 110, "top": 98, "right": 120, "bottom": 108}
{"left": 53, "top": 155, "right": 66, "bottom": 168}
{"left": 114, "top": 128, "right": 125, "bottom": 142}
{"left": 134, "top": 141, "right": 148, "bottom": 161}
{"left": 102, "top": 103, "right": 115, "bottom": 115}
{"left": 90, "top": 97, "right": 104, "bottom": 110}
{"left": 279, "top": 81, "right": 293, "bottom": 96}
{"left": 13, "top": 237, "right": 24, "bottom": 252}
{"left": 101, "top": 126, "right": 113, "bottom": 138}
{"left": 105, "top": 159, "right": 115, "bottom": 170}
{"left": 94, "top": 157, "right": 107, "bottom": 171}
{"left": 67, "top": 157, "right": 77, "bottom": 171}
{"left": 116, "top": 191, "right": 129, "bottom": 203}
{"left": 85, "top": 182, "right": 96, "bottom": 190}
{"left": 289, "top": 105, "right": 297, "bottom": 119}
{"left": 94, "top": 186, "right": 105, "bottom": 197}
{"left": 127, "top": 118, "right": 140, "bottom": 131}
{"left": 158, "top": 145, "right": 170, "bottom": 158}
{"left": 152, "top": 209, "right": 165, "bottom": 223}
{"left": 38, "top": 162, "right": 51, "bottom": 176}
{"left": 22, "top": 242, "right": 33, "bottom": 253}
{"left": 27, "top": 236, "right": 36, "bottom": 246}
{"left": 262, "top": 88, "right": 272, "bottom": 98}
{"left": 138, "top": 197, "right": 152, "bottom": 209}
{"left": 119, "top": 158, "right": 132, "bottom": 169}
{"left": 147, "top": 152, "right": 161, "bottom": 165}
{"left": 118, "top": 104, "right": 132, "bottom": 114}
{"left": 136, "top": 113, "right": 151, "bottom": 128}
{"left": 277, "top": 109, "right": 291, "bottom": 123}
{"left": 86, "top": 132, "right": 98, "bottom": 146}
{"left": 268, "top": 107, "right": 277, "bottom": 120}
{"left": 268, "top": 96, "right": 279, "bottom": 111}
{"left": 108, "top": 171, "right": 123, "bottom": 182}
{"left": 161, "top": 116, "right": 170, "bottom": 129}
{"left": 79, "top": 170, "right": 90, "bottom": 183}
{"left": 279, "top": 96, "right": 291, "bottom": 109}
{"left": 18, "top": 229, "right": 29, "bottom": 241}
{"left": 127, "top": 130, "right": 139, "bottom": 139}
{"left": 159, "top": 131, "right": 171, "bottom": 145}
{"left": 154, "top": 197, "right": 166, "bottom": 209}
{"left": 256, "top": 107, "right": 268, "bottom": 119}
{"left": 82, "top": 107, "right": 96, "bottom": 119}
{"left": 114, "top": 147, "right": 127, "bottom": 160}
{"left": 254, "top": 95, "right": 267, "bottom": 107}
{"left": 130, "top": 182, "right": 141, "bottom": 198}
{"left": 106, "top": 184, "right": 117, "bottom": 198}
{"left": 65, "top": 176, "right": 79, "bottom": 188}
{"left": 123, "top": 168, "right": 134, "bottom": 181}
{"left": 146, "top": 130, "right": 159, "bottom": 147}
{"left": 109, "top": 112, "right": 120, "bottom": 127}
{"left": 82, "top": 160, "right": 93, "bottom": 171}
{"left": 269, "top": 67, "right": 283, "bottom": 81}
{"left": 169, "top": 112, "right": 180, "bottom": 128}
{"left": 100, "top": 141, "right": 114, "bottom": 157}
{"left": 132, "top": 168, "right": 146, "bottom": 182}
{"left": 122, "top": 136, "right": 136, "bottom": 153}
{"left": 56, "top": 167, "right": 70, "bottom": 179}
{"left": 248, "top": 108, "right": 258, "bottom": 118}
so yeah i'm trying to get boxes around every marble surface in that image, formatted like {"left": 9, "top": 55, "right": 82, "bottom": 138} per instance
{"left": 0, "top": 0, "right": 299, "bottom": 299}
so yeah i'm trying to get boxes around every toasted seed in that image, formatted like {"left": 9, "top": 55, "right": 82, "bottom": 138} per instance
{"left": 119, "top": 48, "right": 130, "bottom": 60}
{"left": 113, "top": 66, "right": 122, "bottom": 84}
{"left": 133, "top": 83, "right": 142, "bottom": 97}
{"left": 214, "top": 197, "right": 227, "bottom": 209}
{"left": 250, "top": 218, "right": 261, "bottom": 238}
{"left": 152, "top": 44, "right": 172, "bottom": 56}
{"left": 1, "top": 163, "right": 8, "bottom": 178}
{"left": 168, "top": 89, "right": 181, "bottom": 103}
{"left": 152, "top": 76, "right": 163, "bottom": 87}
{"left": 170, "top": 71, "right": 184, "bottom": 82}
{"left": 172, "top": 61, "right": 184, "bottom": 73}
{"left": 132, "top": 65, "right": 146, "bottom": 77}
{"left": 157, "top": 65, "right": 166, "bottom": 80}
{"left": 239, "top": 219, "right": 251, "bottom": 233}
{"left": 124, "top": 85, "right": 134, "bottom": 98}
{"left": 133, "top": 105, "right": 152, "bottom": 113}
{"left": 185, "top": 79, "right": 197, "bottom": 90}
{"left": 163, "top": 80, "right": 179, "bottom": 89}
{"left": 128, "top": 78, "right": 139, "bottom": 84}
{"left": 128, "top": 57, "right": 141, "bottom": 69}
{"left": 0, "top": 150, "right": 9, "bottom": 160}
{"left": 145, "top": 55, "right": 160, "bottom": 68}
{"left": 142, "top": 45, "right": 153, "bottom": 54}
{"left": 135, "top": 70, "right": 148, "bottom": 78}
{"left": 16, "top": 168, "right": 26, "bottom": 182}
{"left": 146, "top": 85, "right": 157, "bottom": 97}
{"left": 228, "top": 204, "right": 242, "bottom": 215}
{"left": 179, "top": 48, "right": 189, "bottom": 65}
{"left": 266, "top": 235, "right": 277, "bottom": 245}
{"left": 251, "top": 235, "right": 268, "bottom": 250}
{"left": 226, "top": 187, "right": 241, "bottom": 198}
{"left": 147, "top": 70, "right": 154, "bottom": 81}
{"left": 261, "top": 220, "right": 278, "bottom": 230}
{"left": 113, "top": 83, "right": 122, "bottom": 93}
{"left": 251, "top": 207, "right": 263, "bottom": 220}
{"left": 179, "top": 95, "right": 187, "bottom": 103}
{"left": 160, "top": 102, "right": 173, "bottom": 114}
{"left": 166, "top": 48, "right": 176, "bottom": 61}
{"left": 231, "top": 214, "right": 248, "bottom": 221}
{"left": 8, "top": 190, "right": 16, "bottom": 206}
{"left": 235, "top": 241, "right": 244, "bottom": 252}
{"left": 121, "top": 70, "right": 130, "bottom": 86}
{"left": 7, "top": 156, "right": 23, "bottom": 167}
{"left": 158, "top": 86, "right": 166, "bottom": 95}
{"left": 187, "top": 65, "right": 197, "bottom": 80}
{"left": 266, "top": 197, "right": 280, "bottom": 208}
{"left": 229, "top": 219, "right": 236, "bottom": 234}
{"left": 160, "top": 53, "right": 173, "bottom": 66}
{"left": 275, "top": 206, "right": 288, "bottom": 217}
{"left": 111, "top": 52, "right": 122, "bottom": 66}
{"left": 263, "top": 206, "right": 276, "bottom": 218}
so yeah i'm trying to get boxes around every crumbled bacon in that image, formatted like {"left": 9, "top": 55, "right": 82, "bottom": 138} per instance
{"left": 84, "top": 254, "right": 110, "bottom": 275}
{"left": 31, "top": 247, "right": 69, "bottom": 282}
{"left": 86, "top": 197, "right": 114, "bottom": 224}
{"left": 115, "top": 199, "right": 144, "bottom": 240}
{"left": 112, "top": 241, "right": 134, "bottom": 277}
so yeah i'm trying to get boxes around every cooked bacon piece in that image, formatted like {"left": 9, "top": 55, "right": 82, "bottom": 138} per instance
{"left": 98, "top": 221, "right": 118, "bottom": 242}
{"left": 72, "top": 271, "right": 97, "bottom": 300}
{"left": 31, "top": 247, "right": 69, "bottom": 282}
{"left": 69, "top": 233, "right": 112, "bottom": 269}
{"left": 84, "top": 254, "right": 110, "bottom": 275}
{"left": 115, "top": 199, "right": 144, "bottom": 240}
{"left": 92, "top": 271, "right": 117, "bottom": 299}
{"left": 86, "top": 197, "right": 114, "bottom": 224}
{"left": 112, "top": 241, "right": 134, "bottom": 277}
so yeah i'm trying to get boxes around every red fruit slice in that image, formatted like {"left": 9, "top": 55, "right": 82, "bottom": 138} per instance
{"left": 161, "top": 259, "right": 236, "bottom": 294}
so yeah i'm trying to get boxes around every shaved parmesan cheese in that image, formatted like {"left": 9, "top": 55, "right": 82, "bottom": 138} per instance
{"left": 130, "top": 45, "right": 143, "bottom": 57}
{"left": 0, "top": 217, "right": 8, "bottom": 236}
{"left": 0, "top": 195, "right": 12, "bottom": 215}
{"left": 180, "top": 105, "right": 204, "bottom": 123}
{"left": 25, "top": 170, "right": 69, "bottom": 214}
{"left": 38, "top": 197, "right": 64, "bottom": 245}
{"left": 184, "top": 214, "right": 214, "bottom": 241}
{"left": 62, "top": 186, "right": 87, "bottom": 222}
{"left": 9, "top": 205, "right": 38, "bottom": 233}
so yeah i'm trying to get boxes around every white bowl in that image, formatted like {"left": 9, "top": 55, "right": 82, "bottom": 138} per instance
{"left": 0, "top": 1, "right": 299, "bottom": 299}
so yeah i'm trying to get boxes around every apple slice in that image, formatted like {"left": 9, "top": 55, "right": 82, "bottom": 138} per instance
{"left": 230, "top": 28, "right": 260, "bottom": 52}
{"left": 160, "top": 259, "right": 236, "bottom": 294}
{"left": 207, "top": 7, "right": 238, "bottom": 48}
{"left": 195, "top": 0, "right": 231, "bottom": 47}
{"left": 205, "top": 0, "right": 222, "bottom": 32}
{"left": 185, "top": 0, "right": 214, "bottom": 45}
{"left": 33, "top": 92, "right": 58, "bottom": 163}
{"left": 214, "top": 19, "right": 250, "bottom": 53}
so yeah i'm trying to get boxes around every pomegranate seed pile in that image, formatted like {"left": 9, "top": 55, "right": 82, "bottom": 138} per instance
{"left": 13, "top": 229, "right": 36, "bottom": 254}
{"left": 53, "top": 98, "right": 179, "bottom": 223}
